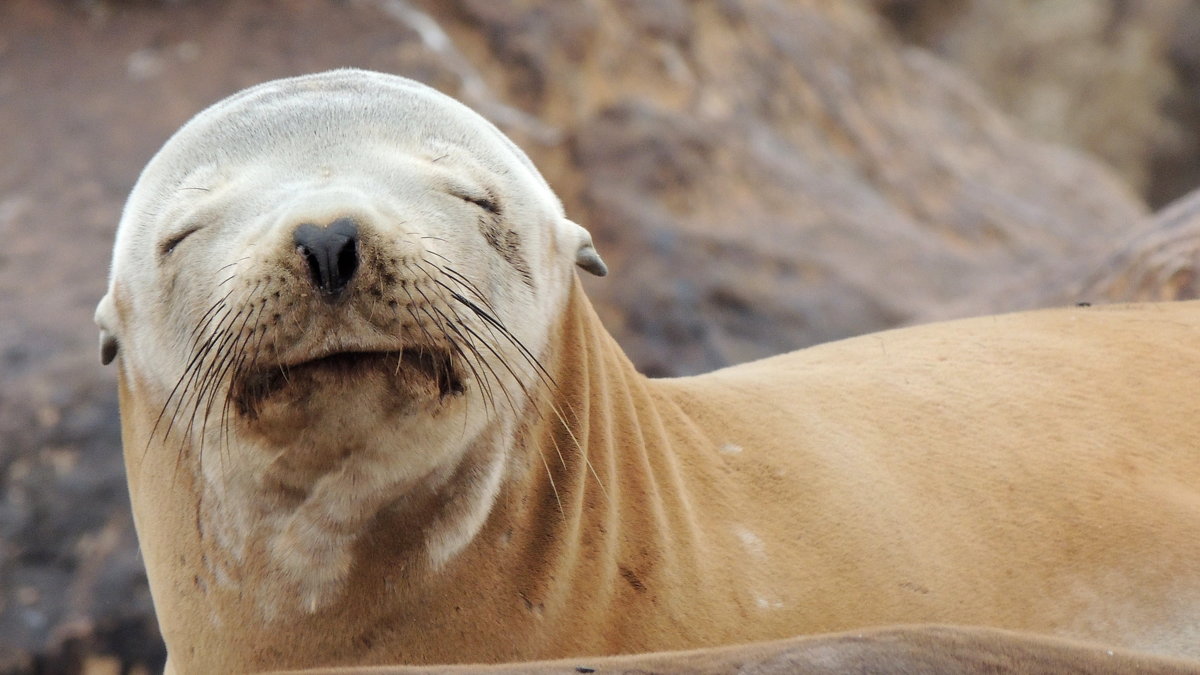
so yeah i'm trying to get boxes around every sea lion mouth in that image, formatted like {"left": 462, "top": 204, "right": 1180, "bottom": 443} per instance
{"left": 234, "top": 347, "right": 465, "bottom": 417}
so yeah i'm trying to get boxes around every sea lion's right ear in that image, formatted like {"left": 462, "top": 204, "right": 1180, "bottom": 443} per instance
{"left": 95, "top": 293, "right": 119, "bottom": 366}
{"left": 565, "top": 219, "right": 608, "bottom": 277}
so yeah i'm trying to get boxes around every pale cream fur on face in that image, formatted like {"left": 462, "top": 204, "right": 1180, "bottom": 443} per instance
{"left": 95, "top": 70, "right": 605, "bottom": 615}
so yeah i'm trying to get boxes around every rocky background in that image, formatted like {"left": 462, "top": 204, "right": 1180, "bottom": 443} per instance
{"left": 2, "top": 0, "right": 1199, "bottom": 672}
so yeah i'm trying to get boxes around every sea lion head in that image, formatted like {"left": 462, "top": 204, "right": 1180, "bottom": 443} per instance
{"left": 95, "top": 69, "right": 606, "bottom": 613}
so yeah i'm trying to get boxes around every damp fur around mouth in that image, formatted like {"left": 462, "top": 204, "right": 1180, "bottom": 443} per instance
{"left": 234, "top": 348, "right": 466, "bottom": 419}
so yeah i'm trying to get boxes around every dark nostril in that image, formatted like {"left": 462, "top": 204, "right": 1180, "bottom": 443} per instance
{"left": 293, "top": 218, "right": 359, "bottom": 298}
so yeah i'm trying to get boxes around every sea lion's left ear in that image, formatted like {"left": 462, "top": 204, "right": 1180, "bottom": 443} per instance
{"left": 95, "top": 293, "right": 120, "bottom": 366}
{"left": 565, "top": 219, "right": 608, "bottom": 277}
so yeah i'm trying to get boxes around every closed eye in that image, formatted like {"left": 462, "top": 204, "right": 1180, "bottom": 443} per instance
{"left": 447, "top": 186, "right": 501, "bottom": 215}
{"left": 462, "top": 194, "right": 500, "bottom": 214}
{"left": 159, "top": 225, "right": 202, "bottom": 257}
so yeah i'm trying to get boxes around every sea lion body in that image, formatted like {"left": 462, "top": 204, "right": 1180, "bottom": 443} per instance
{"left": 98, "top": 71, "right": 1200, "bottom": 673}
{"left": 268, "top": 626, "right": 1200, "bottom": 675}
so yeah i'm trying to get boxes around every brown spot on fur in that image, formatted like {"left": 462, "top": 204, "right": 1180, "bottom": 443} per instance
{"left": 619, "top": 565, "right": 646, "bottom": 593}
{"left": 900, "top": 581, "right": 931, "bottom": 595}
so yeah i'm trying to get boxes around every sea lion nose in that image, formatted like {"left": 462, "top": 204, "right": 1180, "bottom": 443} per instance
{"left": 293, "top": 218, "right": 359, "bottom": 299}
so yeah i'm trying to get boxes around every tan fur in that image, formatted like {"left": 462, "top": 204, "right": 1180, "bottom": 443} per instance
{"left": 103, "top": 71, "right": 1200, "bottom": 673}
{"left": 123, "top": 285, "right": 1200, "bottom": 671}
{"left": 264, "top": 626, "right": 1200, "bottom": 675}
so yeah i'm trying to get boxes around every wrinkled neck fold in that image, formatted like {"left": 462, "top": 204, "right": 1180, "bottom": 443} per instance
{"left": 479, "top": 277, "right": 726, "bottom": 649}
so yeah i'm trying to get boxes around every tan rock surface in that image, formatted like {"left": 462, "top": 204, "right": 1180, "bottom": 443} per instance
{"left": 877, "top": 0, "right": 1200, "bottom": 207}
{"left": 1080, "top": 188, "right": 1200, "bottom": 303}
{"left": 931, "top": 187, "right": 1200, "bottom": 318}
{"left": 427, "top": 0, "right": 1145, "bottom": 372}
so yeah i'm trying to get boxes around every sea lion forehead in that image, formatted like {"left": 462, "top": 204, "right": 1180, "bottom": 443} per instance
{"left": 157, "top": 69, "right": 539, "bottom": 185}
{"left": 110, "top": 69, "right": 569, "bottom": 278}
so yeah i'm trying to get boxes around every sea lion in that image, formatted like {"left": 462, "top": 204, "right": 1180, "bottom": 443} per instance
{"left": 96, "top": 69, "right": 1200, "bottom": 674}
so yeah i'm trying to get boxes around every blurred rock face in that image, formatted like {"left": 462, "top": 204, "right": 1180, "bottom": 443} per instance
{"left": 0, "top": 0, "right": 1196, "bottom": 671}
{"left": 1079, "top": 188, "right": 1200, "bottom": 303}
{"left": 428, "top": 0, "right": 1145, "bottom": 373}
{"left": 877, "top": 0, "right": 1200, "bottom": 208}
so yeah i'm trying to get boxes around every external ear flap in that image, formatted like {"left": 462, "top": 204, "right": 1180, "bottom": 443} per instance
{"left": 99, "top": 330, "right": 119, "bottom": 366}
{"left": 95, "top": 293, "right": 120, "bottom": 366}
{"left": 565, "top": 219, "right": 608, "bottom": 277}
{"left": 576, "top": 244, "right": 608, "bottom": 277}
